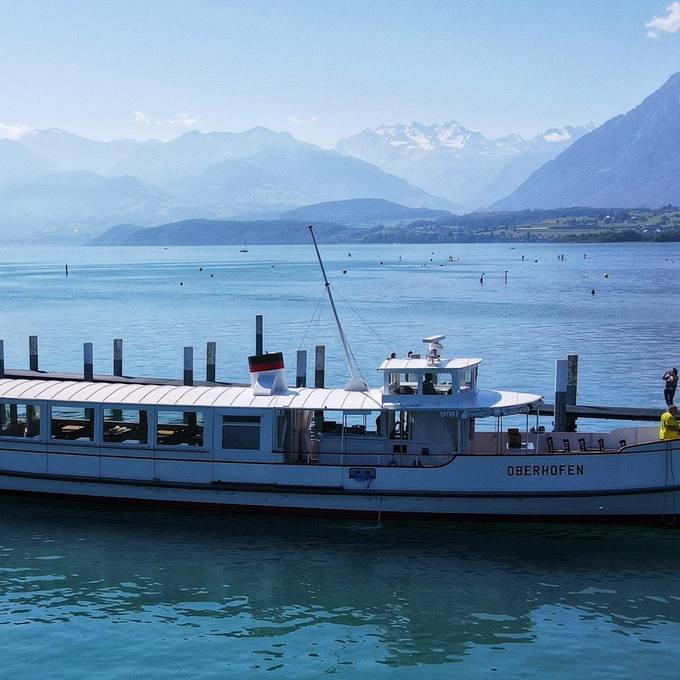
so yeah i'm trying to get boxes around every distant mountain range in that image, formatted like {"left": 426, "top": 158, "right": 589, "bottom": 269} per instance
{"left": 280, "top": 198, "right": 451, "bottom": 225}
{"left": 91, "top": 219, "right": 351, "bottom": 246}
{"left": 495, "top": 73, "right": 680, "bottom": 210}
{"left": 92, "top": 198, "right": 454, "bottom": 245}
{"left": 335, "top": 122, "right": 592, "bottom": 208}
{"left": 0, "top": 127, "right": 453, "bottom": 240}
{"left": 3, "top": 71, "right": 680, "bottom": 241}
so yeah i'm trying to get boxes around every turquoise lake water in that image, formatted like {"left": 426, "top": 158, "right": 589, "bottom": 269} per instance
{"left": 1, "top": 241, "right": 680, "bottom": 677}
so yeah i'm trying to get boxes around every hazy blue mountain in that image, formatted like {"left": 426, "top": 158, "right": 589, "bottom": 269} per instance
{"left": 0, "top": 139, "right": 56, "bottom": 183}
{"left": 92, "top": 219, "right": 350, "bottom": 246}
{"left": 0, "top": 171, "right": 207, "bottom": 240}
{"left": 11, "top": 127, "right": 453, "bottom": 230}
{"left": 88, "top": 223, "right": 146, "bottom": 245}
{"left": 19, "top": 128, "right": 151, "bottom": 174}
{"left": 494, "top": 73, "right": 680, "bottom": 210}
{"left": 120, "top": 130, "right": 453, "bottom": 210}
{"left": 280, "top": 198, "right": 453, "bottom": 224}
{"left": 106, "top": 127, "right": 304, "bottom": 185}
{"left": 336, "top": 121, "right": 591, "bottom": 207}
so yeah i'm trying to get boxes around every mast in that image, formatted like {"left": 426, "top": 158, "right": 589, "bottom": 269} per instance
{"left": 308, "top": 225, "right": 368, "bottom": 392}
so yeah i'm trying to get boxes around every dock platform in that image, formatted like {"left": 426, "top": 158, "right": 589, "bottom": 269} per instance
{"left": 533, "top": 403, "right": 662, "bottom": 422}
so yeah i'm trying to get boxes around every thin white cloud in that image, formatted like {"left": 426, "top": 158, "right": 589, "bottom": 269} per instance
{"left": 133, "top": 110, "right": 152, "bottom": 125}
{"left": 133, "top": 110, "right": 200, "bottom": 129}
{"left": 0, "top": 123, "right": 31, "bottom": 140}
{"left": 290, "top": 114, "right": 319, "bottom": 125}
{"left": 543, "top": 130, "right": 572, "bottom": 143}
{"left": 646, "top": 1, "right": 680, "bottom": 38}
{"left": 168, "top": 113, "right": 199, "bottom": 128}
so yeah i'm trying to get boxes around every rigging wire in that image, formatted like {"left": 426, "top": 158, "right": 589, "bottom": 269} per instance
{"left": 297, "top": 292, "right": 326, "bottom": 350}
{"left": 331, "top": 284, "right": 393, "bottom": 353}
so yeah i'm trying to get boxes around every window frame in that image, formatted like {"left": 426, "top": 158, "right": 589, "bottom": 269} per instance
{"left": 49, "top": 402, "right": 97, "bottom": 444}
{"left": 221, "top": 413, "right": 262, "bottom": 451}
{"left": 155, "top": 407, "right": 209, "bottom": 450}
{"left": 0, "top": 400, "right": 43, "bottom": 441}
{"left": 101, "top": 405, "right": 151, "bottom": 448}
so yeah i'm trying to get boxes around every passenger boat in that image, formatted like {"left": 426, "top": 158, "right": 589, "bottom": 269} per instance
{"left": 0, "top": 230, "right": 675, "bottom": 522}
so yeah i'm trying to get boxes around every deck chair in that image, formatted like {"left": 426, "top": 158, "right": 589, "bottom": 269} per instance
{"left": 546, "top": 436, "right": 555, "bottom": 453}
{"left": 598, "top": 438, "right": 606, "bottom": 452}
{"left": 507, "top": 428, "right": 523, "bottom": 449}
{"left": 578, "top": 437, "right": 587, "bottom": 453}
{"left": 562, "top": 438, "right": 571, "bottom": 453}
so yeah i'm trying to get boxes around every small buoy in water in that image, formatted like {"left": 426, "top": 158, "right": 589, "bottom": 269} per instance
{"left": 591, "top": 289, "right": 595, "bottom": 295}
{"left": 342, "top": 269, "right": 347, "bottom": 274}
{"left": 65, "top": 264, "right": 69, "bottom": 276}
{"left": 604, "top": 273, "right": 609, "bottom": 278}
{"left": 180, "top": 281, "right": 184, "bottom": 286}
{"left": 199, "top": 267, "right": 203, "bottom": 272}
{"left": 348, "top": 253, "right": 352, "bottom": 258}
{"left": 210, "top": 274, "right": 214, "bottom": 278}
{"left": 379, "top": 261, "right": 383, "bottom": 265}
{"left": 480, "top": 273, "right": 485, "bottom": 284}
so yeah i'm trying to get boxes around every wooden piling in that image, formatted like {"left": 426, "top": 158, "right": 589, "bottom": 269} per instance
{"left": 296, "top": 350, "right": 307, "bottom": 388}
{"left": 256, "top": 314, "right": 263, "bottom": 355}
{"left": 83, "top": 342, "right": 94, "bottom": 381}
{"left": 206, "top": 341, "right": 216, "bottom": 382}
{"left": 554, "top": 359, "right": 568, "bottom": 432}
{"left": 183, "top": 347, "right": 193, "bottom": 386}
{"left": 113, "top": 339, "right": 123, "bottom": 377}
{"left": 29, "top": 336, "right": 38, "bottom": 372}
{"left": 566, "top": 353, "right": 579, "bottom": 432}
{"left": 0, "top": 340, "right": 4, "bottom": 378}
{"left": 314, "top": 345, "right": 325, "bottom": 432}
{"left": 315, "top": 345, "right": 325, "bottom": 388}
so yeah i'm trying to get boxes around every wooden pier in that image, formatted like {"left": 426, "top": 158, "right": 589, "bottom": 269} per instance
{"left": 532, "top": 403, "right": 661, "bottom": 422}
{"left": 0, "top": 330, "right": 665, "bottom": 427}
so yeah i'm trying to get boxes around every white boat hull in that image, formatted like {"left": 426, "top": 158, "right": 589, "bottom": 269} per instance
{"left": 1, "top": 446, "right": 679, "bottom": 522}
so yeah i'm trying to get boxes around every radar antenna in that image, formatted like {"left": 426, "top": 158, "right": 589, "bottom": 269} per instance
{"left": 308, "top": 225, "right": 368, "bottom": 392}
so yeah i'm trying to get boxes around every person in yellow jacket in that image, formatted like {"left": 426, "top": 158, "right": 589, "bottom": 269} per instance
{"left": 659, "top": 405, "right": 680, "bottom": 440}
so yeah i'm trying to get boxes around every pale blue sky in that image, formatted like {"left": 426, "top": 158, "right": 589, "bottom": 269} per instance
{"left": 1, "top": 0, "right": 679, "bottom": 146}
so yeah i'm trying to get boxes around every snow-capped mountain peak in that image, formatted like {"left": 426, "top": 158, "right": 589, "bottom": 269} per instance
{"left": 335, "top": 121, "right": 594, "bottom": 207}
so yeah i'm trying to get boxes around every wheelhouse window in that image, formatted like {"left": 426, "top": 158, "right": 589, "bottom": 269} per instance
{"left": 422, "top": 373, "right": 454, "bottom": 396}
{"left": 103, "top": 408, "right": 148, "bottom": 445}
{"left": 222, "top": 415, "right": 260, "bottom": 450}
{"left": 388, "top": 372, "right": 418, "bottom": 395}
{"left": 51, "top": 406, "right": 94, "bottom": 442}
{"left": 0, "top": 402, "right": 40, "bottom": 439}
{"left": 460, "top": 369, "right": 475, "bottom": 392}
{"left": 157, "top": 410, "right": 204, "bottom": 447}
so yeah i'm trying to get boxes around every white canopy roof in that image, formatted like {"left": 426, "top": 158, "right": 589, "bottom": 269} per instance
{"left": 0, "top": 377, "right": 542, "bottom": 416}
{"left": 378, "top": 357, "right": 482, "bottom": 371}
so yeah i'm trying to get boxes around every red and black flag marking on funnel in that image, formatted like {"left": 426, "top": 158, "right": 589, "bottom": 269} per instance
{"left": 248, "top": 352, "right": 285, "bottom": 373}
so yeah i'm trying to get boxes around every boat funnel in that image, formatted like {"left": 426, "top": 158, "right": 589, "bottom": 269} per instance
{"left": 248, "top": 352, "right": 287, "bottom": 395}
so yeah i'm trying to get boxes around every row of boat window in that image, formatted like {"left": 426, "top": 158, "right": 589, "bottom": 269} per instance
{"left": 0, "top": 402, "right": 261, "bottom": 450}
